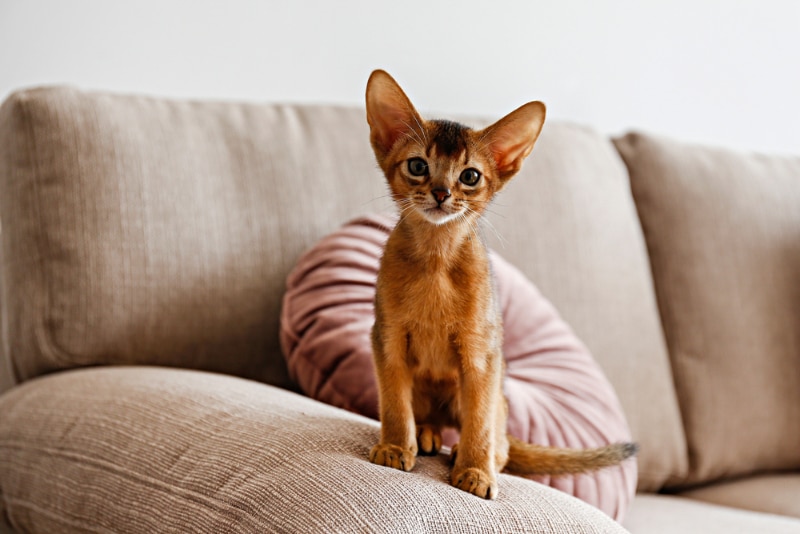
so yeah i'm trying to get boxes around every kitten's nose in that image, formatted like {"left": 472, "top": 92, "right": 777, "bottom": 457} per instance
{"left": 431, "top": 188, "right": 451, "bottom": 204}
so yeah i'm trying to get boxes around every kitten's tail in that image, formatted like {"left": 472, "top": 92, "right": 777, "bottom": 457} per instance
{"left": 503, "top": 436, "right": 638, "bottom": 476}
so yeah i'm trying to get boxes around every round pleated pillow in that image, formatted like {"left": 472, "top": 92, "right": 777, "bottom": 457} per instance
{"left": 279, "top": 214, "right": 636, "bottom": 520}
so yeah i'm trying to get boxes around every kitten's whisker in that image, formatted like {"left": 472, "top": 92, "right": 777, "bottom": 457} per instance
{"left": 399, "top": 119, "right": 426, "bottom": 150}
{"left": 480, "top": 217, "right": 507, "bottom": 249}
{"left": 458, "top": 207, "right": 482, "bottom": 248}
{"left": 361, "top": 193, "right": 396, "bottom": 207}
{"left": 455, "top": 210, "right": 475, "bottom": 252}
{"left": 395, "top": 199, "right": 417, "bottom": 226}
{"left": 399, "top": 130, "right": 424, "bottom": 150}
{"left": 473, "top": 131, "right": 494, "bottom": 154}
{"left": 410, "top": 112, "right": 429, "bottom": 146}
{"left": 466, "top": 199, "right": 507, "bottom": 220}
{"left": 482, "top": 207, "right": 507, "bottom": 219}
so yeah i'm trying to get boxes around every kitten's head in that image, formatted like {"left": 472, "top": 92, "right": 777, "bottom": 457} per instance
{"left": 365, "top": 70, "right": 545, "bottom": 226}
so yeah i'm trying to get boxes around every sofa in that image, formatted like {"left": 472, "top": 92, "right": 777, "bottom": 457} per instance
{"left": 0, "top": 86, "right": 798, "bottom": 533}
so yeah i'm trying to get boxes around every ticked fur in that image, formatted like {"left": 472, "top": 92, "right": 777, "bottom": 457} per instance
{"left": 365, "top": 70, "right": 636, "bottom": 500}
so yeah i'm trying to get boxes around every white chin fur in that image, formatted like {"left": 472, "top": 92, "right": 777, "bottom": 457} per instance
{"left": 420, "top": 208, "right": 460, "bottom": 225}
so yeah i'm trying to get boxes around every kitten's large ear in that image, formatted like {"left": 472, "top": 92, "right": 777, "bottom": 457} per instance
{"left": 365, "top": 70, "right": 424, "bottom": 164}
{"left": 481, "top": 101, "right": 546, "bottom": 182}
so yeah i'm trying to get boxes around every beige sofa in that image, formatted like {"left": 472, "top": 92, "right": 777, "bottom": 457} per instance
{"left": 0, "top": 87, "right": 798, "bottom": 533}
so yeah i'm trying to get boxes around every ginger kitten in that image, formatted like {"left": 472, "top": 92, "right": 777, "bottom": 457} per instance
{"left": 365, "top": 70, "right": 637, "bottom": 500}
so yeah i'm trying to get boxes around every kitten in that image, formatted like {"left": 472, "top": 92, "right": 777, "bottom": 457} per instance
{"left": 365, "top": 70, "right": 637, "bottom": 500}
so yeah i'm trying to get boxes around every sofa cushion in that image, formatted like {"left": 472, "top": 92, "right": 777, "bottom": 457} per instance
{"left": 678, "top": 474, "right": 800, "bottom": 519}
{"left": 281, "top": 213, "right": 637, "bottom": 520}
{"left": 0, "top": 88, "right": 390, "bottom": 391}
{"left": 615, "top": 133, "right": 800, "bottom": 487}
{"left": 0, "top": 366, "right": 629, "bottom": 533}
{"left": 625, "top": 494, "right": 800, "bottom": 534}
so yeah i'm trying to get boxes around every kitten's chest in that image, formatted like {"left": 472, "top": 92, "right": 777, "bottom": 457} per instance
{"left": 396, "top": 269, "right": 461, "bottom": 380}
{"left": 377, "top": 243, "right": 492, "bottom": 379}
{"left": 381, "top": 254, "right": 463, "bottom": 325}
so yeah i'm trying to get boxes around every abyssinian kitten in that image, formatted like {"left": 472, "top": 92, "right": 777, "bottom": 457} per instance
{"left": 365, "top": 70, "right": 637, "bottom": 500}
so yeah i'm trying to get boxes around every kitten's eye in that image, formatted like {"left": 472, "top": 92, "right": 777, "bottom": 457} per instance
{"left": 407, "top": 158, "right": 428, "bottom": 177}
{"left": 459, "top": 168, "right": 481, "bottom": 186}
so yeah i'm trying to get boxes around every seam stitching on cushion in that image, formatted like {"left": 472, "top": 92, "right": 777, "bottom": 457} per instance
{"left": 0, "top": 97, "right": 23, "bottom": 387}
{"left": 20, "top": 94, "right": 74, "bottom": 371}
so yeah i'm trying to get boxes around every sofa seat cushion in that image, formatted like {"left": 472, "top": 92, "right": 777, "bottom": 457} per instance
{"left": 0, "top": 366, "right": 629, "bottom": 534}
{"left": 615, "top": 133, "right": 800, "bottom": 487}
{"left": 280, "top": 214, "right": 636, "bottom": 521}
{"left": 624, "top": 494, "right": 800, "bottom": 534}
{"left": 678, "top": 474, "right": 800, "bottom": 519}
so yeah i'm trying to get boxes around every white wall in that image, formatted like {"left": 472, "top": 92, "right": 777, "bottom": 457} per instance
{"left": 1, "top": 0, "right": 798, "bottom": 154}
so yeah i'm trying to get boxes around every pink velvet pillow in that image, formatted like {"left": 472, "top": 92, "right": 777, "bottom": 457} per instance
{"left": 280, "top": 214, "right": 636, "bottom": 520}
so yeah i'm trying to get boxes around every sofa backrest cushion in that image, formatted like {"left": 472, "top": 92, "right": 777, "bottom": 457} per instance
{"left": 615, "top": 132, "right": 800, "bottom": 487}
{"left": 0, "top": 88, "right": 390, "bottom": 390}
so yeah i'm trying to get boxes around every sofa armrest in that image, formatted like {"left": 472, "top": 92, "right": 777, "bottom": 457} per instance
{"left": 0, "top": 366, "right": 627, "bottom": 533}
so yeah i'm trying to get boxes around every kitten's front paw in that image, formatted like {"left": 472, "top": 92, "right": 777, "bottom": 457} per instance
{"left": 369, "top": 443, "right": 416, "bottom": 472}
{"left": 451, "top": 467, "right": 497, "bottom": 500}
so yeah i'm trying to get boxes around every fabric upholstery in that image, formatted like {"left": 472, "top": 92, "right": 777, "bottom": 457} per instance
{"left": 281, "top": 213, "right": 636, "bottom": 520}
{"left": 679, "top": 474, "right": 800, "bottom": 519}
{"left": 0, "top": 88, "right": 390, "bottom": 391}
{"left": 615, "top": 133, "right": 800, "bottom": 487}
{"left": 0, "top": 367, "right": 629, "bottom": 534}
{"left": 625, "top": 494, "right": 800, "bottom": 534}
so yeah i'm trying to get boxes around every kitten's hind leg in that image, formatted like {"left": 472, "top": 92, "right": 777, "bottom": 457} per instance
{"left": 416, "top": 424, "right": 443, "bottom": 456}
